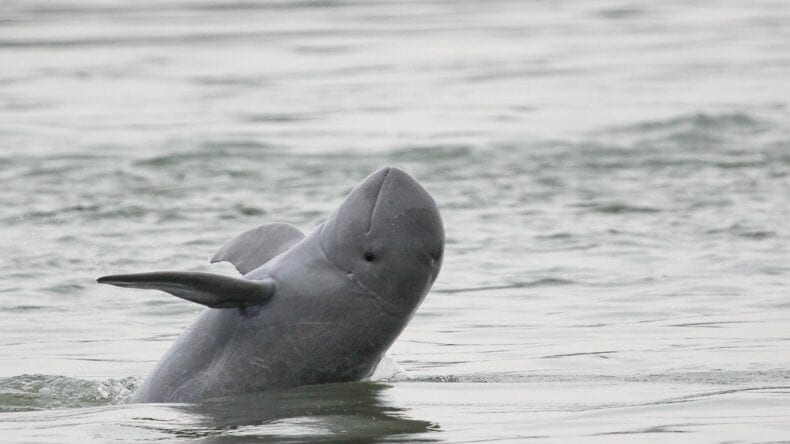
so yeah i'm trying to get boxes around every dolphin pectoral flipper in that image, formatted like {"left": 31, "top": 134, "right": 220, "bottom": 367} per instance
{"left": 211, "top": 222, "right": 305, "bottom": 275}
{"left": 96, "top": 272, "right": 275, "bottom": 308}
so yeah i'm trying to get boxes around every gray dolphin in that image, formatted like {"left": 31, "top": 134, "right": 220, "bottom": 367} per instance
{"left": 97, "top": 167, "right": 444, "bottom": 403}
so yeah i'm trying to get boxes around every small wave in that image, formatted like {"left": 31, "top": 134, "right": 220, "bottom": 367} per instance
{"left": 133, "top": 142, "right": 276, "bottom": 168}
{"left": 581, "top": 202, "right": 661, "bottom": 214}
{"left": 388, "top": 144, "right": 474, "bottom": 161}
{"left": 596, "top": 6, "right": 644, "bottom": 19}
{"left": 595, "top": 111, "right": 776, "bottom": 161}
{"left": 12, "top": 203, "right": 151, "bottom": 224}
{"left": 240, "top": 112, "right": 317, "bottom": 123}
{"left": 413, "top": 369, "right": 790, "bottom": 385}
{"left": 705, "top": 223, "right": 777, "bottom": 240}
{"left": 413, "top": 373, "right": 601, "bottom": 384}
{"left": 233, "top": 204, "right": 267, "bottom": 216}
{"left": 0, "top": 374, "right": 139, "bottom": 412}
{"left": 622, "top": 112, "right": 764, "bottom": 134}
{"left": 365, "top": 356, "right": 410, "bottom": 382}
{"left": 434, "top": 278, "right": 575, "bottom": 294}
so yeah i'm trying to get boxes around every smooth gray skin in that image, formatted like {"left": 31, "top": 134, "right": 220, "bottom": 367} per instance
{"left": 126, "top": 167, "right": 444, "bottom": 403}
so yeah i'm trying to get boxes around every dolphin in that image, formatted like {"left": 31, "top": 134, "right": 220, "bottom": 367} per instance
{"left": 97, "top": 167, "right": 444, "bottom": 403}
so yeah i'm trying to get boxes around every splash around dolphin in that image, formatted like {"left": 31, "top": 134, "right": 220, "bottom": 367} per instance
{"left": 97, "top": 167, "right": 444, "bottom": 403}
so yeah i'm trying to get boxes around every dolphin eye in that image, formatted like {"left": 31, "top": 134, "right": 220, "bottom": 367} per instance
{"left": 363, "top": 250, "right": 375, "bottom": 262}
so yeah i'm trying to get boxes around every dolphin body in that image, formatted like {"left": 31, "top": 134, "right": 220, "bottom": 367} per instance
{"left": 98, "top": 167, "right": 444, "bottom": 403}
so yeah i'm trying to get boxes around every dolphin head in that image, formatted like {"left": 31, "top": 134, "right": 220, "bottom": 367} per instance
{"left": 320, "top": 167, "right": 444, "bottom": 313}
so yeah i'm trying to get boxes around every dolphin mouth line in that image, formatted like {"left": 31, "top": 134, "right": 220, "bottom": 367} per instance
{"left": 316, "top": 226, "right": 402, "bottom": 318}
{"left": 344, "top": 274, "right": 403, "bottom": 317}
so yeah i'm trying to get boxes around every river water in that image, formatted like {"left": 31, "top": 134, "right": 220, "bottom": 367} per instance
{"left": 1, "top": 0, "right": 789, "bottom": 442}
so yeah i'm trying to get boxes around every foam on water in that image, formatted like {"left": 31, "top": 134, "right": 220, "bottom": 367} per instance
{"left": 0, "top": 375, "right": 138, "bottom": 412}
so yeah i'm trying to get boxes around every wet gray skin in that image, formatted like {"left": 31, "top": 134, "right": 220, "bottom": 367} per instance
{"left": 97, "top": 167, "right": 444, "bottom": 403}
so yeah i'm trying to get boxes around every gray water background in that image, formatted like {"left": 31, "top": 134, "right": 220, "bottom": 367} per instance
{"left": 1, "top": 0, "right": 789, "bottom": 442}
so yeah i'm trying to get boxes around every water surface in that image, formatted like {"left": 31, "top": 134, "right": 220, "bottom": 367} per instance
{"left": 1, "top": 0, "right": 789, "bottom": 442}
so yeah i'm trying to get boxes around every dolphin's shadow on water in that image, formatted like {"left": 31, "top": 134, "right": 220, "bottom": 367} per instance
{"left": 141, "top": 382, "right": 439, "bottom": 443}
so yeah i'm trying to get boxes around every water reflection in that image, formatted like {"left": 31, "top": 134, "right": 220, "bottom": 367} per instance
{"left": 150, "top": 382, "right": 438, "bottom": 442}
